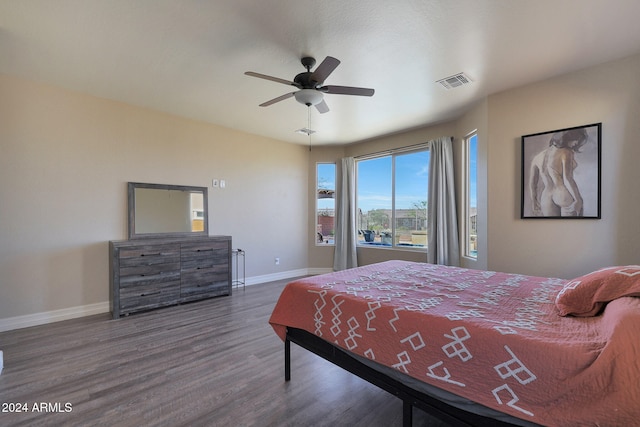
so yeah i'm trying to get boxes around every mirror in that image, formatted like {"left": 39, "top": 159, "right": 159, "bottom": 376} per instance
{"left": 128, "top": 182, "right": 208, "bottom": 239}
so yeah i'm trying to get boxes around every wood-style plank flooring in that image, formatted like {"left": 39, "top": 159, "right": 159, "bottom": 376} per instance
{"left": 0, "top": 279, "right": 448, "bottom": 427}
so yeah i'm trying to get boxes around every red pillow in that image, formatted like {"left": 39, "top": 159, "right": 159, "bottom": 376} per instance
{"left": 555, "top": 266, "right": 640, "bottom": 316}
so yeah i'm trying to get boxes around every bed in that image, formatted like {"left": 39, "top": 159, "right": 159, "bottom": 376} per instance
{"left": 269, "top": 260, "right": 640, "bottom": 427}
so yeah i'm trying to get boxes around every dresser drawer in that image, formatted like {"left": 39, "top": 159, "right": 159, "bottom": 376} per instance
{"left": 180, "top": 241, "right": 228, "bottom": 270}
{"left": 119, "top": 262, "right": 180, "bottom": 281}
{"left": 119, "top": 270, "right": 181, "bottom": 288}
{"left": 119, "top": 243, "right": 179, "bottom": 264}
{"left": 119, "top": 280, "right": 181, "bottom": 315}
{"left": 181, "top": 268, "right": 230, "bottom": 300}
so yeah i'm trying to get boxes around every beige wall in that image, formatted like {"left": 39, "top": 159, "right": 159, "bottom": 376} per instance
{"left": 486, "top": 54, "right": 640, "bottom": 278}
{"left": 0, "top": 74, "right": 309, "bottom": 321}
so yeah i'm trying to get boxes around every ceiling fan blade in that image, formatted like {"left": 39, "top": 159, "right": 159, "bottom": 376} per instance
{"left": 310, "top": 56, "right": 340, "bottom": 85}
{"left": 321, "top": 85, "right": 375, "bottom": 96}
{"left": 259, "top": 92, "right": 296, "bottom": 107}
{"left": 315, "top": 99, "right": 330, "bottom": 114}
{"left": 245, "top": 71, "right": 299, "bottom": 87}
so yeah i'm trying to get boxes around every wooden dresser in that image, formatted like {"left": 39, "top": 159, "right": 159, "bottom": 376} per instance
{"left": 109, "top": 236, "right": 232, "bottom": 318}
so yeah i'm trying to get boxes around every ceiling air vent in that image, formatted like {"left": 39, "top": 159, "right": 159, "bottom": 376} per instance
{"left": 436, "top": 72, "right": 473, "bottom": 90}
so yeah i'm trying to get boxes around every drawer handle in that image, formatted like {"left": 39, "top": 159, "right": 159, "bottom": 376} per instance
{"left": 141, "top": 253, "right": 161, "bottom": 257}
{"left": 140, "top": 271, "right": 173, "bottom": 277}
{"left": 140, "top": 291, "right": 161, "bottom": 297}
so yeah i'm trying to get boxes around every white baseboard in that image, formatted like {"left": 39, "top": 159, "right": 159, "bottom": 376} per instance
{"left": 0, "top": 302, "right": 110, "bottom": 333}
{"left": 0, "top": 268, "right": 333, "bottom": 333}
{"left": 244, "top": 268, "right": 310, "bottom": 286}
{"left": 306, "top": 267, "right": 334, "bottom": 276}
{"left": 243, "top": 267, "right": 332, "bottom": 286}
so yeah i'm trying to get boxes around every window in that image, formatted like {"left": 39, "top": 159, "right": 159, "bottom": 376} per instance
{"left": 316, "top": 163, "right": 336, "bottom": 245}
{"left": 463, "top": 133, "right": 478, "bottom": 258}
{"left": 356, "top": 147, "right": 429, "bottom": 249}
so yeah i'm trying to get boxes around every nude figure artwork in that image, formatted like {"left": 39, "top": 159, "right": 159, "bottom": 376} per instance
{"left": 522, "top": 123, "right": 600, "bottom": 219}
{"left": 528, "top": 128, "right": 588, "bottom": 217}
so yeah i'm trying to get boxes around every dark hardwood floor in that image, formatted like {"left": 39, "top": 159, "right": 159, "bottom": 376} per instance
{"left": 0, "top": 279, "right": 448, "bottom": 427}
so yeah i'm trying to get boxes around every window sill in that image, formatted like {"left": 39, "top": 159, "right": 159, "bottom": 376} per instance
{"left": 357, "top": 243, "right": 426, "bottom": 252}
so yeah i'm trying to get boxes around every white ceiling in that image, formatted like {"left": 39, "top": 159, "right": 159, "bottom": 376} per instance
{"left": 2, "top": 0, "right": 640, "bottom": 146}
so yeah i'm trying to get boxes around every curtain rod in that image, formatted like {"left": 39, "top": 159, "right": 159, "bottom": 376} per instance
{"left": 354, "top": 136, "right": 453, "bottom": 160}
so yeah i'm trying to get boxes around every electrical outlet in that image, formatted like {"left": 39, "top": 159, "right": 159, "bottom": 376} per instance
{"left": 275, "top": 257, "right": 280, "bottom": 265}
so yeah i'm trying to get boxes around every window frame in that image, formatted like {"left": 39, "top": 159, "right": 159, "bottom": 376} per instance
{"left": 315, "top": 162, "right": 336, "bottom": 246}
{"left": 462, "top": 132, "right": 478, "bottom": 259}
{"left": 355, "top": 145, "right": 429, "bottom": 252}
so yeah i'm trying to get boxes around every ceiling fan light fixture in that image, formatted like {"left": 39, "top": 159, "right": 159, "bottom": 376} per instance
{"left": 294, "top": 89, "right": 323, "bottom": 106}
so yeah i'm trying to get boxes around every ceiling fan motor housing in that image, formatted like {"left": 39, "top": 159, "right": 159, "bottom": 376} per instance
{"left": 294, "top": 71, "right": 318, "bottom": 88}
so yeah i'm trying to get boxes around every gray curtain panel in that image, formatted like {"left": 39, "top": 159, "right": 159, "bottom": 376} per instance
{"left": 427, "top": 136, "right": 460, "bottom": 266}
{"left": 333, "top": 157, "right": 358, "bottom": 271}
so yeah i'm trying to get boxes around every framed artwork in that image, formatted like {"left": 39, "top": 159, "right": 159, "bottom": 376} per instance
{"left": 521, "top": 123, "right": 601, "bottom": 219}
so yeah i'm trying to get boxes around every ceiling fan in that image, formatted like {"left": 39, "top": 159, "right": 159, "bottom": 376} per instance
{"left": 245, "top": 56, "right": 374, "bottom": 114}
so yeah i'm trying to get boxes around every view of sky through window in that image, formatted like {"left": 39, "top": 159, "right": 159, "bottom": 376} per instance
{"left": 469, "top": 134, "right": 477, "bottom": 211}
{"left": 357, "top": 152, "right": 430, "bottom": 212}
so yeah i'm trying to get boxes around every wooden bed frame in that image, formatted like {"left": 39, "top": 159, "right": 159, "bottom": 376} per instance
{"left": 285, "top": 327, "right": 536, "bottom": 427}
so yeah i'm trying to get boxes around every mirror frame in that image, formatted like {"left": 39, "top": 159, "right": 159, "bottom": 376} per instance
{"left": 128, "top": 182, "right": 209, "bottom": 239}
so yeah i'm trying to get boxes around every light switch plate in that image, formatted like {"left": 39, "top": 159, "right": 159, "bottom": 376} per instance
{"left": 212, "top": 179, "right": 219, "bottom": 187}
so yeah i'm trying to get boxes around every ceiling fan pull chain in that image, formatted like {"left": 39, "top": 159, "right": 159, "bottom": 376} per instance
{"left": 308, "top": 106, "right": 312, "bottom": 151}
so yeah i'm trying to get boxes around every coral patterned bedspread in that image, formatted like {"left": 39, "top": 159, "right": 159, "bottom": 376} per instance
{"left": 269, "top": 261, "right": 640, "bottom": 427}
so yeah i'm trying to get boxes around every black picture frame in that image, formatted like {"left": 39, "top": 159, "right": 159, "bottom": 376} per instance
{"left": 521, "top": 123, "right": 601, "bottom": 219}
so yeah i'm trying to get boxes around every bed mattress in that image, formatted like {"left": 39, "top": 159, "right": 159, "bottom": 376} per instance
{"left": 270, "top": 260, "right": 640, "bottom": 426}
